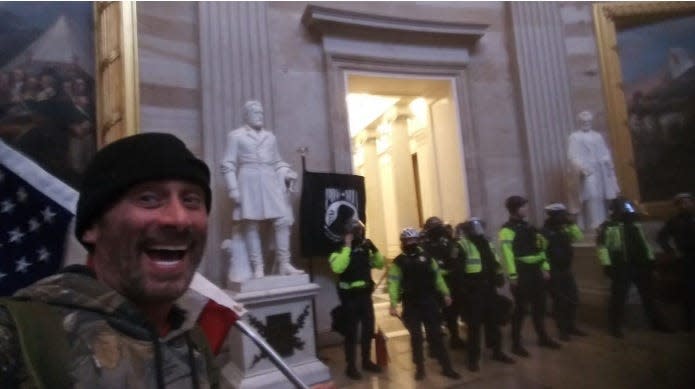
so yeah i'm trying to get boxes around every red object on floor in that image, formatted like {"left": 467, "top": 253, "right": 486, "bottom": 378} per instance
{"left": 375, "top": 328, "right": 389, "bottom": 368}
{"left": 197, "top": 299, "right": 240, "bottom": 354}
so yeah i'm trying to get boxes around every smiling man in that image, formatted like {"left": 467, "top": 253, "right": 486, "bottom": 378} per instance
{"left": 0, "top": 133, "right": 220, "bottom": 388}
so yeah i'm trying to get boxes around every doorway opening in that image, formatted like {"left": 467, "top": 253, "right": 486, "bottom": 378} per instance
{"left": 346, "top": 72, "right": 471, "bottom": 260}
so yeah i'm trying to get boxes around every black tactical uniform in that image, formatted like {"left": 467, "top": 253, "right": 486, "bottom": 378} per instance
{"left": 421, "top": 217, "right": 467, "bottom": 348}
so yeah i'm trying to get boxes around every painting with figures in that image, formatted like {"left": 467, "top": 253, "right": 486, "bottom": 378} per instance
{"left": 0, "top": 2, "right": 95, "bottom": 188}
{"left": 618, "top": 14, "right": 695, "bottom": 202}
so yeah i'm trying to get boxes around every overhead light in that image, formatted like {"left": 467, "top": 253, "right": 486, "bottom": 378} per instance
{"left": 408, "top": 97, "right": 429, "bottom": 130}
{"left": 346, "top": 93, "right": 399, "bottom": 137}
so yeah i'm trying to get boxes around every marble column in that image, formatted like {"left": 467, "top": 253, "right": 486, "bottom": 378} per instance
{"left": 390, "top": 111, "right": 420, "bottom": 231}
{"left": 198, "top": 1, "right": 275, "bottom": 282}
{"left": 361, "top": 129, "right": 388, "bottom": 255}
{"left": 509, "top": 2, "right": 575, "bottom": 222}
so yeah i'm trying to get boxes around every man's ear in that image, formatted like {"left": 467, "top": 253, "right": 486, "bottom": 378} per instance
{"left": 81, "top": 225, "right": 99, "bottom": 244}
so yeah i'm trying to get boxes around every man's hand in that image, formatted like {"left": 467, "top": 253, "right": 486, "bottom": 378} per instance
{"left": 582, "top": 168, "right": 593, "bottom": 177}
{"left": 389, "top": 306, "right": 399, "bottom": 317}
{"left": 364, "top": 239, "right": 378, "bottom": 253}
{"left": 229, "top": 189, "right": 240, "bottom": 204}
{"left": 284, "top": 169, "right": 299, "bottom": 193}
{"left": 344, "top": 232, "right": 353, "bottom": 247}
{"left": 542, "top": 270, "right": 551, "bottom": 281}
{"left": 443, "top": 295, "right": 453, "bottom": 307}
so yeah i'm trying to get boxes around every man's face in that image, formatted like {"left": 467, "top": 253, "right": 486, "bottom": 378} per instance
{"left": 82, "top": 180, "right": 208, "bottom": 304}
{"left": 401, "top": 237, "right": 419, "bottom": 252}
{"left": 516, "top": 204, "right": 529, "bottom": 219}
{"left": 245, "top": 104, "right": 264, "bottom": 129}
{"left": 578, "top": 111, "right": 593, "bottom": 132}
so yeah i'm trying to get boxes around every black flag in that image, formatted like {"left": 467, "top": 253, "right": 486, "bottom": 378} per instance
{"left": 300, "top": 170, "right": 366, "bottom": 257}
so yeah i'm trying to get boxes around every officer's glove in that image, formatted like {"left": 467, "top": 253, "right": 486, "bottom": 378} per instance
{"left": 364, "top": 239, "right": 379, "bottom": 253}
{"left": 603, "top": 265, "right": 614, "bottom": 279}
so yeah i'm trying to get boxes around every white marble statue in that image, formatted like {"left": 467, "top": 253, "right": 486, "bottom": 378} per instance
{"left": 221, "top": 100, "right": 304, "bottom": 279}
{"left": 567, "top": 110, "right": 621, "bottom": 231}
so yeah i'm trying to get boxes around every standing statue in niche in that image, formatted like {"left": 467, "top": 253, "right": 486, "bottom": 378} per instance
{"left": 567, "top": 110, "right": 621, "bottom": 231}
{"left": 221, "top": 100, "right": 304, "bottom": 279}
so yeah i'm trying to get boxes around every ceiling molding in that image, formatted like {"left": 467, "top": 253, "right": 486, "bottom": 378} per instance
{"left": 302, "top": 5, "right": 488, "bottom": 46}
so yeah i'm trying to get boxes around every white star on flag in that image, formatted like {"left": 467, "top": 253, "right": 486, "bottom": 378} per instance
{"left": 41, "top": 206, "right": 56, "bottom": 223}
{"left": 28, "top": 218, "right": 41, "bottom": 232}
{"left": 37, "top": 247, "right": 50, "bottom": 262}
{"left": 15, "top": 257, "right": 31, "bottom": 273}
{"left": 1, "top": 199, "right": 16, "bottom": 214}
{"left": 1, "top": 139, "right": 77, "bottom": 295}
{"left": 17, "top": 187, "right": 28, "bottom": 203}
{"left": 8, "top": 227, "right": 25, "bottom": 244}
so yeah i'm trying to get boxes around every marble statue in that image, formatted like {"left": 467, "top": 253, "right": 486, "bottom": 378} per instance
{"left": 567, "top": 110, "right": 620, "bottom": 231}
{"left": 221, "top": 100, "right": 304, "bottom": 279}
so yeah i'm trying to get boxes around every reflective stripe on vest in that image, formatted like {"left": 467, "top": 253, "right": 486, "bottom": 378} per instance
{"left": 459, "top": 239, "right": 483, "bottom": 274}
{"left": 339, "top": 280, "right": 368, "bottom": 290}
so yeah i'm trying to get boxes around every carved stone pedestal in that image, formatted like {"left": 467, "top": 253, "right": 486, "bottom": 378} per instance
{"left": 221, "top": 274, "right": 331, "bottom": 388}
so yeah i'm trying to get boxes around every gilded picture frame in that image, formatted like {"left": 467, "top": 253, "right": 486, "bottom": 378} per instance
{"left": 594, "top": 2, "right": 695, "bottom": 219}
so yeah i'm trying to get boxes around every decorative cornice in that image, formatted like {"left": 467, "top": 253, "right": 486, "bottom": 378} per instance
{"left": 301, "top": 5, "right": 487, "bottom": 46}
{"left": 597, "top": 1, "right": 695, "bottom": 28}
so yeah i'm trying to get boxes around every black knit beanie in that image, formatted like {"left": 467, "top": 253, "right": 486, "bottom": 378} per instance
{"left": 75, "top": 132, "right": 211, "bottom": 248}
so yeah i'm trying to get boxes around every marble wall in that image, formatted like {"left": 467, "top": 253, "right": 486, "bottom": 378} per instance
{"left": 137, "top": 2, "right": 202, "bottom": 155}
{"left": 560, "top": 2, "right": 609, "bottom": 134}
{"left": 134, "top": 1, "right": 610, "bottom": 344}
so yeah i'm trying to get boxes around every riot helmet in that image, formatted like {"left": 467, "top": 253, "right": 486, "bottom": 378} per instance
{"left": 544, "top": 202, "right": 569, "bottom": 225}
{"left": 462, "top": 217, "right": 486, "bottom": 238}
{"left": 400, "top": 227, "right": 420, "bottom": 252}
{"left": 423, "top": 216, "right": 446, "bottom": 240}
{"left": 673, "top": 192, "right": 694, "bottom": 212}
{"left": 610, "top": 197, "right": 638, "bottom": 222}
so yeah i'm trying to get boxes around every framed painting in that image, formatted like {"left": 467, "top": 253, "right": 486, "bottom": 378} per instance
{"left": 594, "top": 2, "right": 695, "bottom": 218}
{"left": 0, "top": 1, "right": 139, "bottom": 188}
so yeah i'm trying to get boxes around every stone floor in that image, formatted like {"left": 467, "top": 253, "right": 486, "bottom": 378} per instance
{"left": 316, "top": 322, "right": 695, "bottom": 389}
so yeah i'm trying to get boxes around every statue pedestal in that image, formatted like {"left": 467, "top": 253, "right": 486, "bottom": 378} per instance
{"left": 220, "top": 274, "right": 331, "bottom": 388}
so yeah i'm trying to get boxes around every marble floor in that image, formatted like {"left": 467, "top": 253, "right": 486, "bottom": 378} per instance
{"left": 317, "top": 322, "right": 695, "bottom": 389}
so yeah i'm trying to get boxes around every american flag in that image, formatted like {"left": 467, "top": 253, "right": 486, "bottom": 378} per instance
{"left": 0, "top": 139, "right": 78, "bottom": 296}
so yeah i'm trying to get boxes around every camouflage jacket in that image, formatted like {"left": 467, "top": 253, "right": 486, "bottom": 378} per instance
{"left": 0, "top": 271, "right": 217, "bottom": 388}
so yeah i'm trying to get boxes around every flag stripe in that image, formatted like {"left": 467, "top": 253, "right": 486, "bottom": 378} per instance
{"left": 0, "top": 139, "right": 78, "bottom": 213}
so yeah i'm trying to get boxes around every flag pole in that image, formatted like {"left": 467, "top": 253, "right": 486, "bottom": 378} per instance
{"left": 234, "top": 320, "right": 310, "bottom": 389}
{"left": 296, "top": 146, "right": 320, "bottom": 358}
{"left": 190, "top": 273, "right": 309, "bottom": 388}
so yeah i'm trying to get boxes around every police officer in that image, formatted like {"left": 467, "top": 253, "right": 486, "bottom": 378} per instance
{"left": 421, "top": 216, "right": 467, "bottom": 349}
{"left": 329, "top": 219, "right": 384, "bottom": 379}
{"left": 541, "top": 203, "right": 587, "bottom": 341}
{"left": 457, "top": 218, "right": 515, "bottom": 371}
{"left": 499, "top": 195, "right": 561, "bottom": 357}
{"left": 388, "top": 228, "right": 461, "bottom": 381}
{"left": 598, "top": 197, "right": 670, "bottom": 337}
{"left": 657, "top": 193, "right": 695, "bottom": 331}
